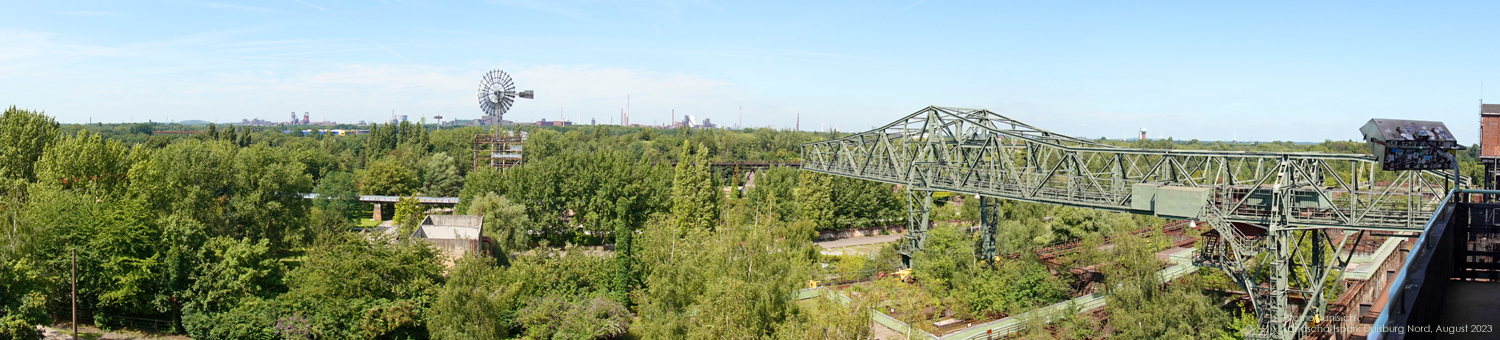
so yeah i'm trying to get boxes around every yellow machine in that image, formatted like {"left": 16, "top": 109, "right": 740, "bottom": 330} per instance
{"left": 894, "top": 269, "right": 913, "bottom": 283}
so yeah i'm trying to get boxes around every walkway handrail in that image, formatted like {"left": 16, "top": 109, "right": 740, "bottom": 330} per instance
{"left": 1369, "top": 189, "right": 1459, "bottom": 340}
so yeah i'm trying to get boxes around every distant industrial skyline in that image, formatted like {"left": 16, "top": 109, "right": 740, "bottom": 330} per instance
{"left": 6, "top": 1, "right": 1500, "bottom": 142}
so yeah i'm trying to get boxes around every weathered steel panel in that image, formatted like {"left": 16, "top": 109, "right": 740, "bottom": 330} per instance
{"left": 1131, "top": 183, "right": 1158, "bottom": 211}
{"left": 1155, "top": 186, "right": 1212, "bottom": 218}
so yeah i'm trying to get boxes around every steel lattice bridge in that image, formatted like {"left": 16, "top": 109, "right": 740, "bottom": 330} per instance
{"left": 799, "top": 106, "right": 1462, "bottom": 340}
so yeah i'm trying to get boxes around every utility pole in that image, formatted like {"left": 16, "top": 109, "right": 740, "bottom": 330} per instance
{"left": 72, "top": 247, "right": 77, "bottom": 340}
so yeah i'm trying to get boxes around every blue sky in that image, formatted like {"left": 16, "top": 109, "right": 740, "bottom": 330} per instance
{"left": 3, "top": 1, "right": 1500, "bottom": 142}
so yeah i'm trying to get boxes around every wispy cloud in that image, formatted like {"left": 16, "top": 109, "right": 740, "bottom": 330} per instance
{"left": 61, "top": 11, "right": 124, "bottom": 16}
{"left": 199, "top": 2, "right": 275, "bottom": 13}
{"left": 490, "top": 0, "right": 589, "bottom": 19}
{"left": 291, "top": 0, "right": 330, "bottom": 12}
{"left": 378, "top": 45, "right": 410, "bottom": 62}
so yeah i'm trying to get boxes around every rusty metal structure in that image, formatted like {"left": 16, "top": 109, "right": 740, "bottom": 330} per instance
{"left": 472, "top": 130, "right": 525, "bottom": 171}
{"left": 800, "top": 106, "right": 1464, "bottom": 339}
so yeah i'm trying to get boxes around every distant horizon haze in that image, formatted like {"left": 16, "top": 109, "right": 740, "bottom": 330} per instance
{"left": 4, "top": 1, "right": 1499, "bottom": 143}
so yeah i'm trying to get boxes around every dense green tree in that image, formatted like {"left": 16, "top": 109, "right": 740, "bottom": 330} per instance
{"left": 830, "top": 176, "right": 903, "bottom": 229}
{"left": 466, "top": 193, "right": 532, "bottom": 261}
{"left": 632, "top": 208, "right": 815, "bottom": 339}
{"left": 746, "top": 166, "right": 800, "bottom": 223}
{"left": 277, "top": 234, "right": 444, "bottom": 339}
{"left": 158, "top": 213, "right": 209, "bottom": 331}
{"left": 181, "top": 237, "right": 285, "bottom": 339}
{"left": 0, "top": 107, "right": 60, "bottom": 182}
{"left": 771, "top": 290, "right": 872, "bottom": 340}
{"left": 34, "top": 130, "right": 130, "bottom": 195}
{"left": 229, "top": 145, "right": 314, "bottom": 250}
{"left": 0, "top": 257, "right": 51, "bottom": 340}
{"left": 393, "top": 196, "right": 425, "bottom": 238}
{"left": 797, "top": 172, "right": 835, "bottom": 230}
{"left": 421, "top": 152, "right": 463, "bottom": 197}
{"left": 427, "top": 257, "right": 522, "bottom": 340}
{"left": 126, "top": 140, "right": 237, "bottom": 234}
{"left": 514, "top": 294, "right": 630, "bottom": 340}
{"left": 670, "top": 141, "right": 719, "bottom": 232}
{"left": 457, "top": 167, "right": 504, "bottom": 208}
{"left": 362, "top": 156, "right": 419, "bottom": 197}
{"left": 310, "top": 171, "right": 360, "bottom": 235}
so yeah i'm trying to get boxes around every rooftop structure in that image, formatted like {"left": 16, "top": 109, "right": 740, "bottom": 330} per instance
{"left": 412, "top": 215, "right": 489, "bottom": 266}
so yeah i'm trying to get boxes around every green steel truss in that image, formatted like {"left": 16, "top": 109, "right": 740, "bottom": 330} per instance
{"left": 799, "top": 106, "right": 1458, "bottom": 339}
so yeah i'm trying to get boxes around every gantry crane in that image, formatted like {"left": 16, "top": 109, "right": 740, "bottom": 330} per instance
{"left": 800, "top": 106, "right": 1463, "bottom": 340}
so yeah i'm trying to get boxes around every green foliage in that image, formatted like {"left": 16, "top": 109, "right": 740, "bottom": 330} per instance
{"left": 913, "top": 225, "right": 1069, "bottom": 319}
{"left": 961, "top": 255, "right": 1070, "bottom": 318}
{"left": 797, "top": 172, "right": 834, "bottom": 230}
{"left": 912, "top": 225, "right": 973, "bottom": 297}
{"left": 515, "top": 295, "right": 631, "bottom": 340}
{"left": 228, "top": 144, "right": 314, "bottom": 250}
{"left": 770, "top": 292, "right": 872, "bottom": 340}
{"left": 0, "top": 107, "right": 60, "bottom": 182}
{"left": 427, "top": 257, "right": 522, "bottom": 340}
{"left": 466, "top": 193, "right": 532, "bottom": 260}
{"left": 457, "top": 167, "right": 504, "bottom": 208}
{"left": 504, "top": 248, "right": 617, "bottom": 299}
{"left": 421, "top": 152, "right": 464, "bottom": 197}
{"left": 393, "top": 196, "right": 425, "bottom": 239}
{"left": 632, "top": 210, "right": 814, "bottom": 339}
{"left": 34, "top": 130, "right": 130, "bottom": 195}
{"left": 278, "top": 233, "right": 444, "bottom": 339}
{"left": 125, "top": 140, "right": 236, "bottom": 232}
{"left": 311, "top": 171, "right": 360, "bottom": 235}
{"left": 362, "top": 156, "right": 420, "bottom": 197}
{"left": 830, "top": 176, "right": 903, "bottom": 229}
{"left": 670, "top": 141, "right": 720, "bottom": 232}
{"left": 1106, "top": 277, "right": 1231, "bottom": 339}
{"left": 746, "top": 167, "right": 800, "bottom": 223}
{"left": 474, "top": 148, "right": 670, "bottom": 245}
{"left": 0, "top": 257, "right": 51, "bottom": 340}
{"left": 181, "top": 237, "right": 285, "bottom": 339}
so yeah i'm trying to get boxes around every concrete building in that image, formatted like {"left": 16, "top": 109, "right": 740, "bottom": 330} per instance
{"left": 412, "top": 215, "right": 490, "bottom": 267}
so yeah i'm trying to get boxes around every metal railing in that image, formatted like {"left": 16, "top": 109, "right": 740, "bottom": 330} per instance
{"left": 1369, "top": 189, "right": 1463, "bottom": 340}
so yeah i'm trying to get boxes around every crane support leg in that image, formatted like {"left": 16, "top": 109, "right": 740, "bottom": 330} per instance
{"left": 899, "top": 189, "right": 933, "bottom": 268}
{"left": 978, "top": 196, "right": 1001, "bottom": 263}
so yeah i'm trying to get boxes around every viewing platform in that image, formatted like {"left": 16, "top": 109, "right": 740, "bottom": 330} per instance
{"left": 1371, "top": 189, "right": 1500, "bottom": 340}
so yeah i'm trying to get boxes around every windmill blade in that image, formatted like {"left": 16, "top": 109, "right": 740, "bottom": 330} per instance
{"left": 476, "top": 69, "right": 525, "bottom": 120}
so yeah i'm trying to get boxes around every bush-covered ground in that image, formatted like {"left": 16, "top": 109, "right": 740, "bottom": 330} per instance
{"left": 0, "top": 106, "right": 1461, "bottom": 339}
